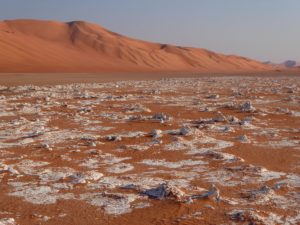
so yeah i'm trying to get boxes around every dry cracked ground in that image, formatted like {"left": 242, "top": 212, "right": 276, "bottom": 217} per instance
{"left": 0, "top": 76, "right": 299, "bottom": 225}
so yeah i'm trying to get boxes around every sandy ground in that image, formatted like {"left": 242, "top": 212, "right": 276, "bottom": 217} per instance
{"left": 0, "top": 74, "right": 299, "bottom": 225}
{"left": 0, "top": 70, "right": 299, "bottom": 86}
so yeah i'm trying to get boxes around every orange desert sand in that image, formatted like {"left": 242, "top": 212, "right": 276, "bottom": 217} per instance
{"left": 0, "top": 19, "right": 273, "bottom": 73}
{"left": 0, "top": 76, "right": 299, "bottom": 225}
{"left": 0, "top": 19, "right": 299, "bottom": 225}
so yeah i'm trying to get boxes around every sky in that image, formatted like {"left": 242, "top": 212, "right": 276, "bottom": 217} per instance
{"left": 1, "top": 0, "right": 299, "bottom": 63}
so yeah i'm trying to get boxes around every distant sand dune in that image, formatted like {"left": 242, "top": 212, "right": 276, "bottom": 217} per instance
{"left": 0, "top": 19, "right": 272, "bottom": 73}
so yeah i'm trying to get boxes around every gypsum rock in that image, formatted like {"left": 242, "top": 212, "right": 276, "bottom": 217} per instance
{"left": 0, "top": 163, "right": 20, "bottom": 175}
{"left": 152, "top": 113, "right": 171, "bottom": 123}
{"left": 241, "top": 185, "right": 275, "bottom": 201}
{"left": 189, "top": 184, "right": 220, "bottom": 202}
{"left": 67, "top": 171, "right": 103, "bottom": 184}
{"left": 0, "top": 218, "right": 16, "bottom": 225}
{"left": 238, "top": 135, "right": 251, "bottom": 143}
{"left": 207, "top": 94, "right": 220, "bottom": 99}
{"left": 240, "top": 101, "right": 256, "bottom": 113}
{"left": 142, "top": 183, "right": 186, "bottom": 202}
{"left": 179, "top": 126, "right": 194, "bottom": 136}
{"left": 142, "top": 183, "right": 220, "bottom": 203}
{"left": 149, "top": 129, "right": 163, "bottom": 138}
{"left": 203, "top": 150, "right": 243, "bottom": 162}
{"left": 106, "top": 135, "right": 122, "bottom": 141}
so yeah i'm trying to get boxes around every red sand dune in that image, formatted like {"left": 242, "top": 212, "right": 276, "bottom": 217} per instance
{"left": 0, "top": 19, "right": 272, "bottom": 73}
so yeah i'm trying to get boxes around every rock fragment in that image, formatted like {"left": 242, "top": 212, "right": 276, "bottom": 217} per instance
{"left": 41, "top": 143, "right": 52, "bottom": 151}
{"left": 152, "top": 113, "right": 170, "bottom": 123}
{"left": 68, "top": 171, "right": 103, "bottom": 184}
{"left": 241, "top": 185, "right": 274, "bottom": 201}
{"left": 240, "top": 101, "right": 256, "bottom": 112}
{"left": 142, "top": 183, "right": 186, "bottom": 202}
{"left": 124, "top": 104, "right": 151, "bottom": 113}
{"left": 228, "top": 210, "right": 263, "bottom": 223}
{"left": 227, "top": 115, "right": 241, "bottom": 124}
{"left": 149, "top": 129, "right": 162, "bottom": 138}
{"left": 207, "top": 94, "right": 219, "bottom": 99}
{"left": 190, "top": 184, "right": 220, "bottom": 202}
{"left": 0, "top": 163, "right": 20, "bottom": 175}
{"left": 179, "top": 126, "right": 193, "bottom": 136}
{"left": 238, "top": 135, "right": 251, "bottom": 143}
{"left": 143, "top": 183, "right": 220, "bottom": 203}
{"left": 106, "top": 163, "right": 134, "bottom": 174}
{"left": 0, "top": 218, "right": 16, "bottom": 225}
{"left": 106, "top": 135, "right": 122, "bottom": 141}
{"left": 204, "top": 150, "right": 243, "bottom": 162}
{"left": 212, "top": 111, "right": 228, "bottom": 122}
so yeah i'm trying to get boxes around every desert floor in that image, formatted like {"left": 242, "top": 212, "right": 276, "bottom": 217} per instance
{"left": 0, "top": 71, "right": 299, "bottom": 86}
{"left": 0, "top": 73, "right": 299, "bottom": 225}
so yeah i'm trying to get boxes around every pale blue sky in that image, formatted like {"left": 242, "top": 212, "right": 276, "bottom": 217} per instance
{"left": 1, "top": 0, "right": 299, "bottom": 62}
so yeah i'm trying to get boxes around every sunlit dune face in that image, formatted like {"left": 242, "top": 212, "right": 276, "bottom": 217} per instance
{"left": 0, "top": 19, "right": 272, "bottom": 73}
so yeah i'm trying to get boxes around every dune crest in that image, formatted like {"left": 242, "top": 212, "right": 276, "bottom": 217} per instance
{"left": 0, "top": 19, "right": 271, "bottom": 73}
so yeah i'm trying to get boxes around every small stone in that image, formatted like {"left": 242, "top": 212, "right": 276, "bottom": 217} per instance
{"left": 71, "top": 149, "right": 81, "bottom": 153}
{"left": 179, "top": 126, "right": 193, "bottom": 136}
{"left": 41, "top": 143, "right": 50, "bottom": 148}
{"left": 0, "top": 163, "right": 19, "bottom": 175}
{"left": 0, "top": 218, "right": 16, "bottom": 225}
{"left": 191, "top": 184, "right": 220, "bottom": 202}
{"left": 41, "top": 143, "right": 52, "bottom": 151}
{"left": 106, "top": 135, "right": 122, "bottom": 141}
{"left": 89, "top": 142, "right": 97, "bottom": 147}
{"left": 81, "top": 135, "right": 97, "bottom": 141}
{"left": 228, "top": 116, "right": 240, "bottom": 124}
{"left": 106, "top": 163, "right": 134, "bottom": 174}
{"left": 86, "top": 171, "right": 103, "bottom": 181}
{"left": 68, "top": 171, "right": 103, "bottom": 184}
{"left": 204, "top": 204, "right": 215, "bottom": 210}
{"left": 152, "top": 113, "right": 170, "bottom": 123}
{"left": 238, "top": 135, "right": 250, "bottom": 143}
{"left": 199, "top": 107, "right": 211, "bottom": 112}
{"left": 241, "top": 185, "right": 274, "bottom": 201}
{"left": 213, "top": 111, "right": 227, "bottom": 122}
{"left": 7, "top": 167, "right": 20, "bottom": 175}
{"left": 143, "top": 183, "right": 186, "bottom": 202}
{"left": 240, "top": 101, "right": 256, "bottom": 112}
{"left": 150, "top": 129, "right": 162, "bottom": 138}
{"left": 207, "top": 94, "right": 219, "bottom": 99}
{"left": 228, "top": 209, "right": 265, "bottom": 224}
{"left": 89, "top": 149, "right": 100, "bottom": 155}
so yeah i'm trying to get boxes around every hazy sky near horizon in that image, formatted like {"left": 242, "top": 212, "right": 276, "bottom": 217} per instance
{"left": 1, "top": 0, "right": 299, "bottom": 62}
